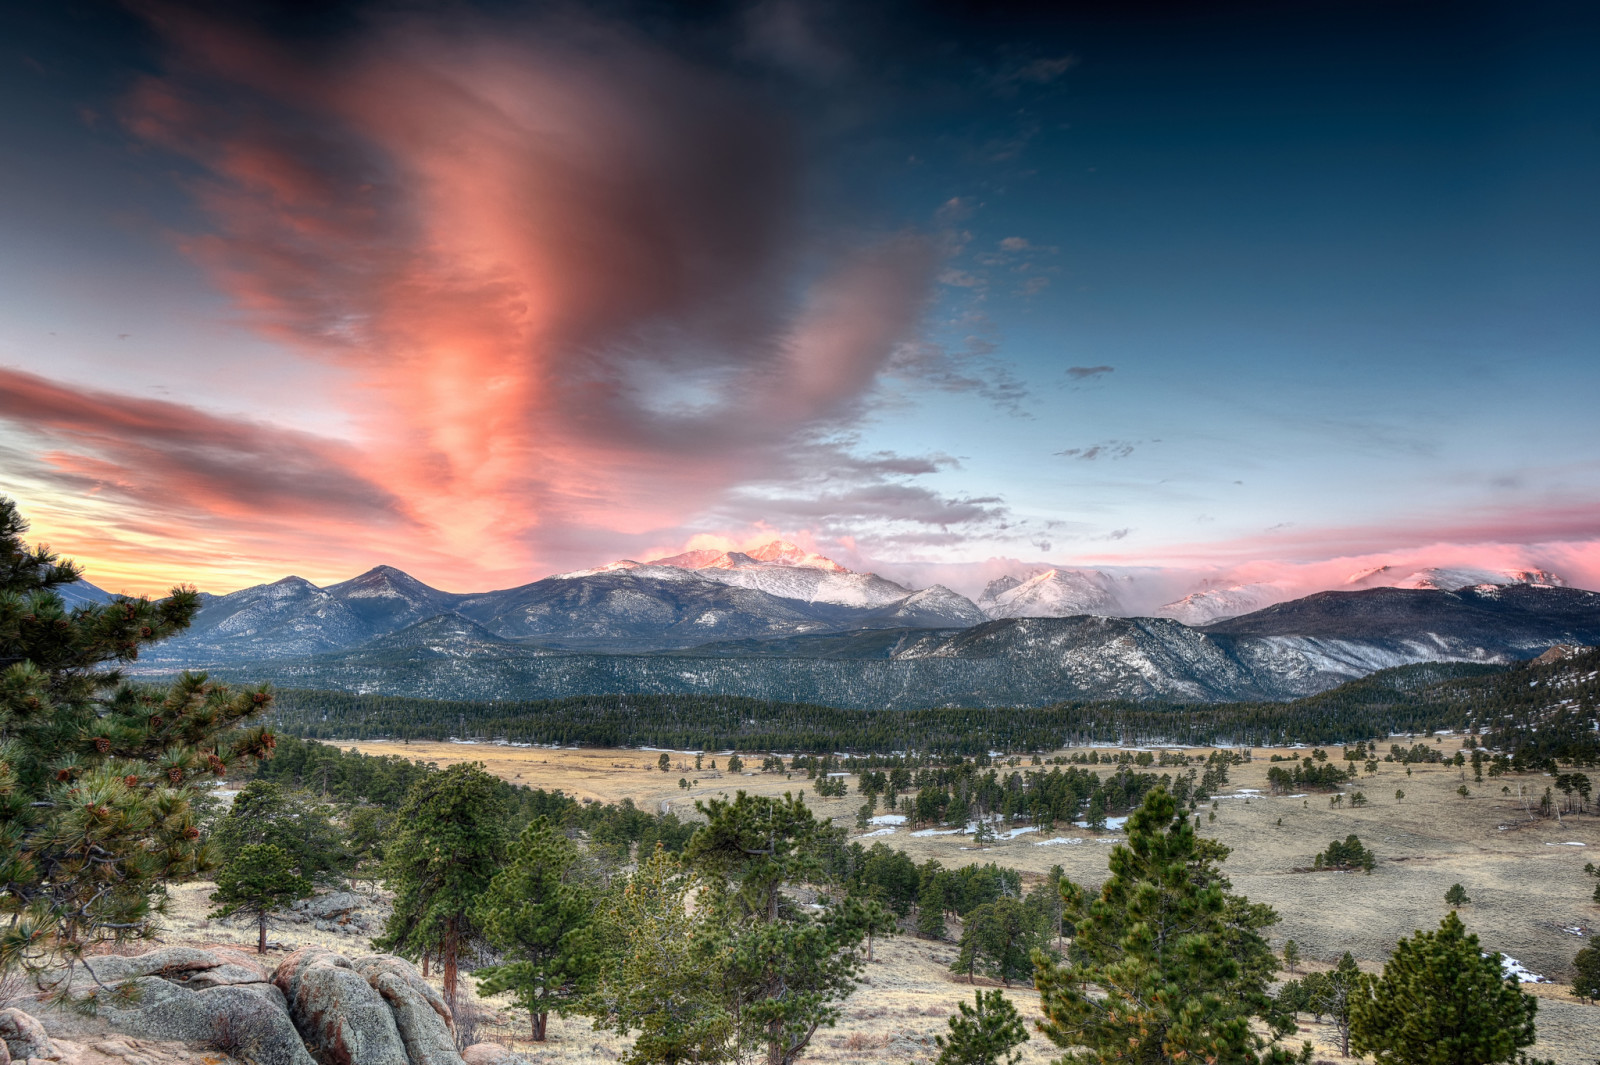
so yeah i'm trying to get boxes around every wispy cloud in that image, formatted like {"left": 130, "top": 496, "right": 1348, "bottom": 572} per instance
{"left": 17, "top": 2, "right": 1025, "bottom": 589}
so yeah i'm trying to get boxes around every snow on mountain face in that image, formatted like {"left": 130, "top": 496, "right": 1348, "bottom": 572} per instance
{"left": 648, "top": 540, "right": 847, "bottom": 573}
{"left": 866, "top": 585, "right": 987, "bottom": 627}
{"left": 1345, "top": 565, "right": 1566, "bottom": 592}
{"left": 1397, "top": 568, "right": 1565, "bottom": 591}
{"left": 1155, "top": 583, "right": 1284, "bottom": 625}
{"left": 978, "top": 569, "right": 1124, "bottom": 619}
{"left": 570, "top": 540, "right": 907, "bottom": 608}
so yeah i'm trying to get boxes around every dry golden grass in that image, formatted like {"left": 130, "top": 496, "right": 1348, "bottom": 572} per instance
{"left": 344, "top": 737, "right": 1600, "bottom": 1063}
{"left": 144, "top": 736, "right": 1599, "bottom": 1063}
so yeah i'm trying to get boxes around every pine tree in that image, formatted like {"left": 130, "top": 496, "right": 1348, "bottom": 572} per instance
{"left": 1444, "top": 883, "right": 1470, "bottom": 908}
{"left": 0, "top": 497, "right": 277, "bottom": 974}
{"left": 474, "top": 818, "right": 598, "bottom": 1041}
{"left": 1320, "top": 952, "right": 1362, "bottom": 1056}
{"left": 583, "top": 845, "right": 733, "bottom": 1065}
{"left": 935, "top": 988, "right": 1030, "bottom": 1065}
{"left": 210, "top": 780, "right": 349, "bottom": 886}
{"left": 1033, "top": 787, "right": 1307, "bottom": 1065}
{"left": 1282, "top": 940, "right": 1299, "bottom": 973}
{"left": 1349, "top": 911, "right": 1537, "bottom": 1065}
{"left": 918, "top": 874, "right": 948, "bottom": 940}
{"left": 686, "top": 791, "right": 868, "bottom": 1065}
{"left": 1573, "top": 944, "right": 1600, "bottom": 1004}
{"left": 375, "top": 761, "right": 507, "bottom": 1011}
{"left": 208, "top": 843, "right": 312, "bottom": 954}
{"left": 952, "top": 898, "right": 1042, "bottom": 987}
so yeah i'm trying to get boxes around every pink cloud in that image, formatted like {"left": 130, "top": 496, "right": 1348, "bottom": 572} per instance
{"left": 92, "top": 4, "right": 973, "bottom": 587}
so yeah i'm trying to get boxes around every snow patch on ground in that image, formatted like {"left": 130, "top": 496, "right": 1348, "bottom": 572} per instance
{"left": 1072, "top": 816, "right": 1129, "bottom": 830}
{"left": 1498, "top": 955, "right": 1546, "bottom": 983}
{"left": 911, "top": 827, "right": 965, "bottom": 837}
{"left": 1034, "top": 837, "right": 1086, "bottom": 847}
{"left": 858, "top": 827, "right": 897, "bottom": 838}
{"left": 1545, "top": 841, "right": 1587, "bottom": 846}
{"left": 867, "top": 814, "right": 906, "bottom": 826}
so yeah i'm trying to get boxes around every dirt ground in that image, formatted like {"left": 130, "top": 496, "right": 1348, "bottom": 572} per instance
{"left": 144, "top": 736, "right": 1599, "bottom": 1064}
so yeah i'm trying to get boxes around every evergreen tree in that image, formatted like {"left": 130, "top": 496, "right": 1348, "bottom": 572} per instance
{"left": 686, "top": 791, "right": 869, "bottom": 1065}
{"left": 210, "top": 780, "right": 348, "bottom": 886}
{"left": 1573, "top": 944, "right": 1600, "bottom": 1004}
{"left": 0, "top": 497, "right": 277, "bottom": 974}
{"left": 935, "top": 989, "right": 1030, "bottom": 1065}
{"left": 1033, "top": 787, "right": 1307, "bottom": 1065}
{"left": 208, "top": 843, "right": 311, "bottom": 954}
{"left": 1319, "top": 952, "right": 1362, "bottom": 1056}
{"left": 474, "top": 818, "right": 597, "bottom": 1041}
{"left": 918, "top": 874, "right": 949, "bottom": 940}
{"left": 1349, "top": 912, "right": 1538, "bottom": 1065}
{"left": 1282, "top": 940, "right": 1299, "bottom": 973}
{"left": 951, "top": 898, "right": 1042, "bottom": 987}
{"left": 582, "top": 845, "right": 732, "bottom": 1065}
{"left": 376, "top": 761, "right": 507, "bottom": 1010}
{"left": 1444, "top": 883, "right": 1470, "bottom": 908}
{"left": 345, "top": 805, "right": 395, "bottom": 897}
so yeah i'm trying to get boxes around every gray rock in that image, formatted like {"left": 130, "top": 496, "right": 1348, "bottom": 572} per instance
{"left": 349, "top": 956, "right": 461, "bottom": 1065}
{"left": 274, "top": 947, "right": 410, "bottom": 1065}
{"left": 81, "top": 947, "right": 306, "bottom": 1065}
{"left": 294, "top": 892, "right": 364, "bottom": 920}
{"left": 0, "top": 1010, "right": 54, "bottom": 1061}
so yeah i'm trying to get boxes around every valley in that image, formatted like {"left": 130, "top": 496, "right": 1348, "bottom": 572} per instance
{"left": 233, "top": 734, "right": 1600, "bottom": 1064}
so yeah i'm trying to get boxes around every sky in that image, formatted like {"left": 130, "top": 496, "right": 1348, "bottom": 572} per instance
{"left": 2, "top": 0, "right": 1598, "bottom": 600}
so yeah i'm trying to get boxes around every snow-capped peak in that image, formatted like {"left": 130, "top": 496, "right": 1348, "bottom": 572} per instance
{"left": 1346, "top": 566, "right": 1567, "bottom": 593}
{"left": 1156, "top": 583, "right": 1285, "bottom": 625}
{"left": 646, "top": 540, "right": 847, "bottom": 574}
{"left": 978, "top": 569, "right": 1124, "bottom": 619}
{"left": 744, "top": 540, "right": 848, "bottom": 572}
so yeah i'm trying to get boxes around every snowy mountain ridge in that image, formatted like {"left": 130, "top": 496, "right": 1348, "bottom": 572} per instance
{"left": 977, "top": 568, "right": 1126, "bottom": 619}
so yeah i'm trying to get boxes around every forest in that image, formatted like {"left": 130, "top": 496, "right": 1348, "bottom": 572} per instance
{"left": 260, "top": 650, "right": 1600, "bottom": 760}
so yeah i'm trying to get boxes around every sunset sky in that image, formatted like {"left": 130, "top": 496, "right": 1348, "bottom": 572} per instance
{"left": 3, "top": 1, "right": 1598, "bottom": 598}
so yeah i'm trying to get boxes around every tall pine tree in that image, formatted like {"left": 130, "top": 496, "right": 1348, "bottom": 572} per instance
{"left": 0, "top": 497, "right": 276, "bottom": 974}
{"left": 1349, "top": 912, "right": 1538, "bottom": 1065}
{"left": 1033, "top": 788, "right": 1307, "bottom": 1065}
{"left": 687, "top": 791, "right": 870, "bottom": 1065}
{"left": 376, "top": 761, "right": 507, "bottom": 1010}
{"left": 474, "top": 818, "right": 597, "bottom": 1041}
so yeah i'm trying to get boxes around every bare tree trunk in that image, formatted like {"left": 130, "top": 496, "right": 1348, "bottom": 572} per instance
{"left": 422, "top": 952, "right": 429, "bottom": 977}
{"left": 532, "top": 1010, "right": 547, "bottom": 1041}
{"left": 258, "top": 912, "right": 268, "bottom": 955}
{"left": 443, "top": 922, "right": 460, "bottom": 1014}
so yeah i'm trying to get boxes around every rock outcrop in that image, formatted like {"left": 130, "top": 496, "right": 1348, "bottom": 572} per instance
{"left": 0, "top": 1007, "right": 59, "bottom": 1061}
{"left": 83, "top": 947, "right": 311, "bottom": 1065}
{"left": 50, "top": 945, "right": 461, "bottom": 1065}
{"left": 273, "top": 948, "right": 464, "bottom": 1065}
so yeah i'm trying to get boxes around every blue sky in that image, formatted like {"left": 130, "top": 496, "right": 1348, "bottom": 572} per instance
{"left": 1, "top": 1, "right": 1596, "bottom": 596}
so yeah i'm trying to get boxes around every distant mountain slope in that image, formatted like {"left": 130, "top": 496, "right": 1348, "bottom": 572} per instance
{"left": 451, "top": 570, "right": 857, "bottom": 649}
{"left": 149, "top": 546, "right": 986, "bottom": 663}
{"left": 174, "top": 612, "right": 1404, "bottom": 708}
{"left": 57, "top": 579, "right": 115, "bottom": 607}
{"left": 1204, "top": 585, "right": 1600, "bottom": 651}
{"left": 144, "top": 567, "right": 464, "bottom": 665}
{"left": 322, "top": 565, "right": 461, "bottom": 631}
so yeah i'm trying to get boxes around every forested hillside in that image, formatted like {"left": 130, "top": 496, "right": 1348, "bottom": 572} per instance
{"left": 259, "top": 658, "right": 1562, "bottom": 752}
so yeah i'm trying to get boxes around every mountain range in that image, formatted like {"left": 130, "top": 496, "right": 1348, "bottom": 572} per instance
{"left": 108, "top": 541, "right": 1600, "bottom": 709}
